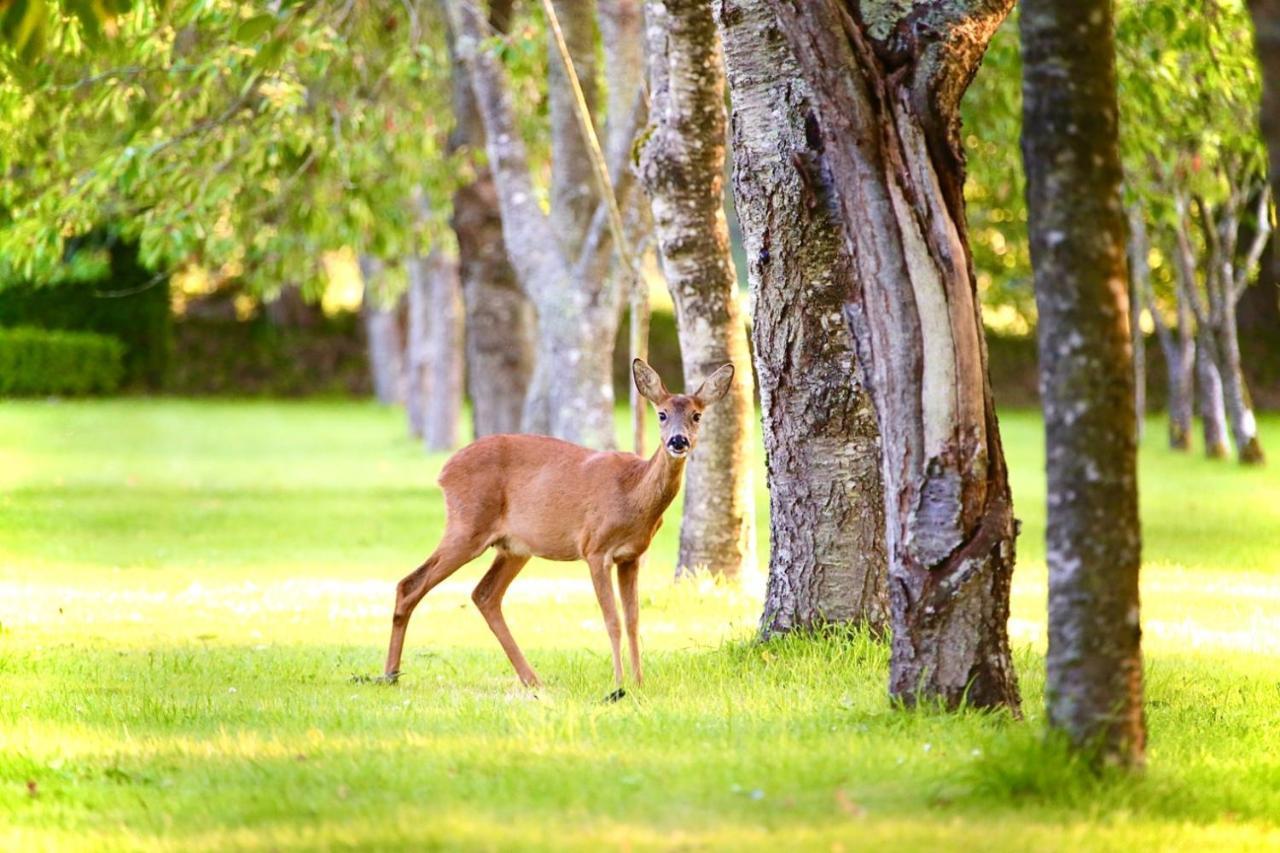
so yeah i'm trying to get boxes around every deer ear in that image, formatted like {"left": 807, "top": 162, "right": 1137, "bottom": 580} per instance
{"left": 632, "top": 358, "right": 669, "bottom": 404}
{"left": 693, "top": 363, "right": 735, "bottom": 405}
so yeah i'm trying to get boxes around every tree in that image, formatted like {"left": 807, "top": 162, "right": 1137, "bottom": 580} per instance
{"left": 726, "top": 1, "right": 1020, "bottom": 710}
{"left": 1021, "top": 0, "right": 1145, "bottom": 765}
{"left": 445, "top": 0, "right": 535, "bottom": 438}
{"left": 446, "top": 0, "right": 644, "bottom": 449}
{"left": 360, "top": 256, "right": 405, "bottom": 406}
{"left": 716, "top": 0, "right": 887, "bottom": 632}
{"left": 1117, "top": 0, "right": 1271, "bottom": 465}
{"left": 637, "top": 0, "right": 755, "bottom": 580}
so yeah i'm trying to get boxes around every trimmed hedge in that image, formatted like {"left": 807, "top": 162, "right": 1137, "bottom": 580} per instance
{"left": 0, "top": 327, "right": 125, "bottom": 396}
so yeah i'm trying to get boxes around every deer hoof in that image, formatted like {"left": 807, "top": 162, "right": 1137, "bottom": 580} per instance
{"left": 603, "top": 688, "right": 626, "bottom": 703}
{"left": 370, "top": 671, "right": 400, "bottom": 685}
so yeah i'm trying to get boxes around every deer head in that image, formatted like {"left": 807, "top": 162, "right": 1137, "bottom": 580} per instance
{"left": 632, "top": 358, "right": 735, "bottom": 459}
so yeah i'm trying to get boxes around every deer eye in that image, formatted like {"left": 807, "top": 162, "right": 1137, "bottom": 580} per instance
{"left": 692, "top": 413, "right": 701, "bottom": 423}
{"left": 657, "top": 412, "right": 667, "bottom": 422}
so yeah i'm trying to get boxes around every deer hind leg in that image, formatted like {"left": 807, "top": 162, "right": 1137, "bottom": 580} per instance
{"left": 616, "top": 559, "right": 642, "bottom": 687}
{"left": 588, "top": 554, "right": 626, "bottom": 699}
{"left": 383, "top": 531, "right": 485, "bottom": 679}
{"left": 471, "top": 551, "right": 537, "bottom": 686}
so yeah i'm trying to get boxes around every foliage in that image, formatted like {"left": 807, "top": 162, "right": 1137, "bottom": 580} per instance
{"left": 1, "top": 401, "right": 1279, "bottom": 847}
{"left": 0, "top": 0, "right": 456, "bottom": 299}
{"left": 0, "top": 232, "right": 170, "bottom": 386}
{"left": 963, "top": 1, "right": 1269, "bottom": 326}
{"left": 0, "top": 325, "right": 123, "bottom": 394}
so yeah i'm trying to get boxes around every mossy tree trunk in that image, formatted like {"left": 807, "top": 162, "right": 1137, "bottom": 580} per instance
{"left": 716, "top": 0, "right": 887, "bottom": 633}
{"left": 1021, "top": 0, "right": 1145, "bottom": 766}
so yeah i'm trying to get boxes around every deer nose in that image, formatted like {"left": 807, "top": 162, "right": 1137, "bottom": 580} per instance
{"left": 668, "top": 435, "right": 689, "bottom": 452}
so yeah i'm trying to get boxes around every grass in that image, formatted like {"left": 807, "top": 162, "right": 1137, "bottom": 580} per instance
{"left": 1, "top": 399, "right": 1278, "bottom": 851}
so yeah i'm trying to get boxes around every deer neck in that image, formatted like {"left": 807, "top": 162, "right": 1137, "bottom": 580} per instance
{"left": 636, "top": 446, "right": 687, "bottom": 519}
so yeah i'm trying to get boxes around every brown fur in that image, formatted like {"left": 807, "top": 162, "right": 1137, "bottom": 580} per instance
{"left": 381, "top": 359, "right": 736, "bottom": 691}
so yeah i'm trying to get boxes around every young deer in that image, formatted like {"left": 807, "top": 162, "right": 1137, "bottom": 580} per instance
{"left": 381, "top": 358, "right": 735, "bottom": 698}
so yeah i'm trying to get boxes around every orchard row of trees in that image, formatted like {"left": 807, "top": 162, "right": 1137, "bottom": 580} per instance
{"left": 2, "top": 0, "right": 1276, "bottom": 768}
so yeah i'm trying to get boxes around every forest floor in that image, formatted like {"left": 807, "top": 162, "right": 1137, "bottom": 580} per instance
{"left": 2, "top": 400, "right": 1278, "bottom": 851}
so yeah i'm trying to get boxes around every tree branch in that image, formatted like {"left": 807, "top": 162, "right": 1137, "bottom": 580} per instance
{"left": 1234, "top": 183, "right": 1273, "bottom": 302}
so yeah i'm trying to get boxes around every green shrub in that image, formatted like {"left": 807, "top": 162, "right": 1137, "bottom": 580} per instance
{"left": 0, "top": 327, "right": 125, "bottom": 396}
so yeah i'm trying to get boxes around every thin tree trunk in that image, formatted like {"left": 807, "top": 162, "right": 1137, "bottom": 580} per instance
{"left": 1022, "top": 0, "right": 1145, "bottom": 766}
{"left": 360, "top": 256, "right": 404, "bottom": 406}
{"left": 765, "top": 1, "right": 1020, "bottom": 711}
{"left": 1144, "top": 274, "right": 1195, "bottom": 451}
{"left": 716, "top": 0, "right": 887, "bottom": 633}
{"left": 547, "top": 0, "right": 601, "bottom": 262}
{"left": 1126, "top": 208, "right": 1148, "bottom": 441}
{"left": 1197, "top": 338, "right": 1232, "bottom": 458}
{"left": 1215, "top": 299, "right": 1265, "bottom": 463}
{"left": 446, "top": 0, "right": 534, "bottom": 438}
{"left": 639, "top": 0, "right": 755, "bottom": 580}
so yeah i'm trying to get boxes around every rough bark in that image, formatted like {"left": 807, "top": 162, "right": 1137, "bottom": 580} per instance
{"left": 1251, "top": 0, "right": 1280, "bottom": 278}
{"left": 760, "top": 1, "right": 1019, "bottom": 710}
{"left": 360, "top": 256, "right": 404, "bottom": 406}
{"left": 405, "top": 252, "right": 465, "bottom": 451}
{"left": 1022, "top": 0, "right": 1145, "bottom": 766}
{"left": 448, "top": 0, "right": 644, "bottom": 449}
{"left": 638, "top": 0, "right": 755, "bottom": 580}
{"left": 446, "top": 0, "right": 535, "bottom": 438}
{"left": 716, "top": 0, "right": 887, "bottom": 633}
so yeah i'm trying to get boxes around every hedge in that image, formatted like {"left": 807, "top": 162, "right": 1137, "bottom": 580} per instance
{"left": 0, "top": 327, "right": 125, "bottom": 396}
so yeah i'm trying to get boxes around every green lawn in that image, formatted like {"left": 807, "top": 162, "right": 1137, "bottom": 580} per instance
{"left": 2, "top": 399, "right": 1279, "bottom": 851}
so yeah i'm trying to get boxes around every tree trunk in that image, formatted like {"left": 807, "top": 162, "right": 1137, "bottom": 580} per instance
{"left": 1146, "top": 283, "right": 1195, "bottom": 452}
{"left": 448, "top": 0, "right": 644, "bottom": 450}
{"left": 1214, "top": 300, "right": 1266, "bottom": 463}
{"left": 405, "top": 252, "right": 465, "bottom": 451}
{"left": 1126, "top": 209, "right": 1148, "bottom": 442}
{"left": 638, "top": 0, "right": 755, "bottom": 580}
{"left": 763, "top": 1, "right": 1020, "bottom": 711}
{"left": 446, "top": 0, "right": 535, "bottom": 438}
{"left": 1197, "top": 338, "right": 1232, "bottom": 458}
{"left": 1021, "top": 0, "right": 1145, "bottom": 766}
{"left": 360, "top": 256, "right": 404, "bottom": 406}
{"left": 716, "top": 0, "right": 887, "bottom": 633}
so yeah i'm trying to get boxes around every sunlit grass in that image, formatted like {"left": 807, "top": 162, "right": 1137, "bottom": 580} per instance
{"left": 2, "top": 399, "right": 1278, "bottom": 850}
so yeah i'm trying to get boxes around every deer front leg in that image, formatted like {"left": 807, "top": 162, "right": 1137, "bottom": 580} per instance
{"left": 616, "top": 558, "right": 642, "bottom": 686}
{"left": 587, "top": 554, "right": 625, "bottom": 701}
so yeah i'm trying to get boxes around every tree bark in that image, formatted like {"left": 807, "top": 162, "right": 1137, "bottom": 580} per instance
{"left": 547, "top": 0, "right": 602, "bottom": 262}
{"left": 404, "top": 252, "right": 465, "bottom": 451}
{"left": 638, "top": 0, "right": 755, "bottom": 580}
{"left": 446, "top": 0, "right": 535, "bottom": 438}
{"left": 760, "top": 1, "right": 1020, "bottom": 711}
{"left": 360, "top": 256, "right": 404, "bottom": 406}
{"left": 447, "top": 0, "right": 643, "bottom": 449}
{"left": 716, "top": 0, "right": 887, "bottom": 633}
{"left": 1021, "top": 0, "right": 1145, "bottom": 766}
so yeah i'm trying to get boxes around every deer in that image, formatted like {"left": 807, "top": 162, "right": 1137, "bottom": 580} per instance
{"left": 379, "top": 358, "right": 736, "bottom": 700}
